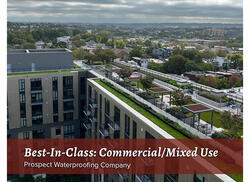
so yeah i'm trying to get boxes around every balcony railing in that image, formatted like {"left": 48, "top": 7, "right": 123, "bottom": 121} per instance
{"left": 89, "top": 117, "right": 97, "bottom": 123}
{"left": 99, "top": 127, "right": 109, "bottom": 137}
{"left": 108, "top": 120, "right": 120, "bottom": 131}
{"left": 136, "top": 175, "right": 153, "bottom": 182}
{"left": 63, "top": 107, "right": 74, "bottom": 113}
{"left": 31, "top": 99, "right": 43, "bottom": 105}
{"left": 83, "top": 122, "right": 92, "bottom": 130}
{"left": 63, "top": 95, "right": 74, "bottom": 101}
{"left": 89, "top": 99, "right": 97, "bottom": 109}
{"left": 83, "top": 106, "right": 91, "bottom": 117}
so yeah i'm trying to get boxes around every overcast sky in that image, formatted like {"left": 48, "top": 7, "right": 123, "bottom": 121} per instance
{"left": 7, "top": 0, "right": 243, "bottom": 24}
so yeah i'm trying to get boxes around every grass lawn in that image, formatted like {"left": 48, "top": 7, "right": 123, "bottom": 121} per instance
{"left": 95, "top": 79, "right": 187, "bottom": 139}
{"left": 200, "top": 111, "right": 223, "bottom": 128}
{"left": 130, "top": 81, "right": 157, "bottom": 90}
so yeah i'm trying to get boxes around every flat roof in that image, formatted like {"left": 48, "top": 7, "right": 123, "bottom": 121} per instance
{"left": 182, "top": 104, "right": 213, "bottom": 113}
{"left": 148, "top": 87, "right": 171, "bottom": 94}
{"left": 128, "top": 77, "right": 140, "bottom": 81}
{"left": 8, "top": 48, "right": 71, "bottom": 54}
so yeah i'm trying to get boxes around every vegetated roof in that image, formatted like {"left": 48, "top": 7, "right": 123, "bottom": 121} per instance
{"left": 148, "top": 87, "right": 171, "bottom": 94}
{"left": 182, "top": 104, "right": 213, "bottom": 113}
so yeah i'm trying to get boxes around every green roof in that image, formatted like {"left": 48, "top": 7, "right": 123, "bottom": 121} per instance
{"left": 7, "top": 69, "right": 86, "bottom": 76}
{"left": 95, "top": 79, "right": 187, "bottom": 139}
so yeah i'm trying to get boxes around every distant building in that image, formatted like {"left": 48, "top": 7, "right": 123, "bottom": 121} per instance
{"left": 184, "top": 71, "right": 206, "bottom": 82}
{"left": 7, "top": 49, "right": 73, "bottom": 73}
{"left": 153, "top": 47, "right": 173, "bottom": 59}
{"left": 184, "top": 46, "right": 196, "bottom": 50}
{"left": 212, "top": 57, "right": 229, "bottom": 68}
{"left": 57, "top": 36, "right": 72, "bottom": 49}
{"left": 35, "top": 41, "right": 45, "bottom": 50}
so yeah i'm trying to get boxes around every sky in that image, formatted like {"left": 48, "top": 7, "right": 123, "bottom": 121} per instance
{"left": 7, "top": 0, "right": 243, "bottom": 24}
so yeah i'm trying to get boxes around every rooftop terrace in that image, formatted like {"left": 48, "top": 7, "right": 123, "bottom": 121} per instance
{"left": 94, "top": 79, "right": 189, "bottom": 139}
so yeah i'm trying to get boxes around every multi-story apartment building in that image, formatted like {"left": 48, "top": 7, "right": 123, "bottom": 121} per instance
{"left": 7, "top": 49, "right": 236, "bottom": 182}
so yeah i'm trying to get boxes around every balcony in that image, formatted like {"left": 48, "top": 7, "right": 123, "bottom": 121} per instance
{"left": 89, "top": 99, "right": 97, "bottom": 109}
{"left": 119, "top": 174, "right": 129, "bottom": 180}
{"left": 89, "top": 117, "right": 97, "bottom": 123}
{"left": 108, "top": 120, "right": 120, "bottom": 131}
{"left": 99, "top": 127, "right": 109, "bottom": 138}
{"left": 83, "top": 122, "right": 92, "bottom": 130}
{"left": 136, "top": 175, "right": 153, "bottom": 182}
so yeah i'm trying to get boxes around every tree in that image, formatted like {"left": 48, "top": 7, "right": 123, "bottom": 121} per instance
{"left": 229, "top": 53, "right": 243, "bottom": 69}
{"left": 129, "top": 46, "right": 145, "bottom": 58}
{"left": 216, "top": 77, "right": 228, "bottom": 89}
{"left": 171, "top": 90, "right": 192, "bottom": 106}
{"left": 164, "top": 55, "right": 187, "bottom": 74}
{"left": 119, "top": 68, "right": 132, "bottom": 80}
{"left": 202, "top": 49, "right": 216, "bottom": 60}
{"left": 22, "top": 42, "right": 35, "bottom": 49}
{"left": 185, "top": 60, "right": 198, "bottom": 72}
{"left": 229, "top": 73, "right": 241, "bottom": 87}
{"left": 95, "top": 49, "right": 118, "bottom": 63}
{"left": 148, "top": 62, "right": 164, "bottom": 72}
{"left": 216, "top": 49, "right": 228, "bottom": 57}
{"left": 140, "top": 75, "right": 154, "bottom": 91}
{"left": 220, "top": 111, "right": 242, "bottom": 138}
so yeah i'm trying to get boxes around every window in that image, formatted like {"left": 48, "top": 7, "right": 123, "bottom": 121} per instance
{"left": 55, "top": 128, "right": 61, "bottom": 135}
{"left": 64, "top": 112, "right": 73, "bottom": 121}
{"left": 64, "top": 124, "right": 75, "bottom": 138}
{"left": 105, "top": 99, "right": 110, "bottom": 115}
{"left": 164, "top": 174, "right": 178, "bottom": 182}
{"left": 20, "top": 103, "right": 26, "bottom": 116}
{"left": 20, "top": 117, "right": 27, "bottom": 127}
{"left": 31, "top": 92, "right": 42, "bottom": 103}
{"left": 33, "top": 129, "right": 45, "bottom": 139}
{"left": 23, "top": 131, "right": 29, "bottom": 139}
{"left": 63, "top": 76, "right": 73, "bottom": 87}
{"left": 63, "top": 101, "right": 74, "bottom": 111}
{"left": 80, "top": 77, "right": 86, "bottom": 95}
{"left": 52, "top": 77, "right": 58, "bottom": 90}
{"left": 133, "top": 121, "right": 137, "bottom": 139}
{"left": 88, "top": 85, "right": 92, "bottom": 99}
{"left": 63, "top": 76, "right": 73, "bottom": 99}
{"left": 30, "top": 78, "right": 42, "bottom": 91}
{"left": 114, "top": 106, "right": 120, "bottom": 125}
{"left": 19, "top": 93, "right": 25, "bottom": 103}
{"left": 194, "top": 174, "right": 208, "bottom": 182}
{"left": 99, "top": 94, "right": 102, "bottom": 109}
{"left": 32, "top": 105, "right": 43, "bottom": 116}
{"left": 18, "top": 79, "right": 25, "bottom": 92}
{"left": 52, "top": 90, "right": 58, "bottom": 100}
{"left": 53, "top": 115, "right": 58, "bottom": 122}
{"left": 125, "top": 115, "right": 130, "bottom": 139}
{"left": 146, "top": 131, "right": 155, "bottom": 139}
{"left": 53, "top": 101, "right": 58, "bottom": 114}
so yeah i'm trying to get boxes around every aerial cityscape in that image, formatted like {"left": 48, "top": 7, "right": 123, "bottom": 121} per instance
{"left": 7, "top": 0, "right": 243, "bottom": 182}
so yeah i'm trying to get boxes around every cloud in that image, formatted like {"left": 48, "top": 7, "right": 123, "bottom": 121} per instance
{"left": 7, "top": 0, "right": 243, "bottom": 23}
